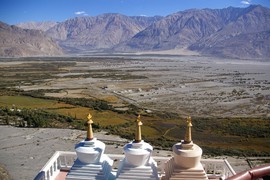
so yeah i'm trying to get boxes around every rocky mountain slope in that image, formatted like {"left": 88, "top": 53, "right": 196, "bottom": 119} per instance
{"left": 116, "top": 5, "right": 270, "bottom": 59}
{"left": 46, "top": 14, "right": 161, "bottom": 52}
{"left": 16, "top": 21, "right": 58, "bottom": 31}
{"left": 0, "top": 22, "right": 63, "bottom": 57}
{"left": 189, "top": 5, "right": 270, "bottom": 59}
{"left": 116, "top": 8, "right": 230, "bottom": 51}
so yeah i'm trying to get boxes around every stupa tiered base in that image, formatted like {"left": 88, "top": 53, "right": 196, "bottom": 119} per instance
{"left": 169, "top": 162, "right": 208, "bottom": 180}
{"left": 116, "top": 159, "right": 158, "bottom": 180}
{"left": 116, "top": 140, "right": 159, "bottom": 180}
{"left": 66, "top": 160, "right": 106, "bottom": 180}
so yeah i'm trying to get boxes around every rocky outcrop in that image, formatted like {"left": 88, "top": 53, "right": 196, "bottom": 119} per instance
{"left": 0, "top": 22, "right": 63, "bottom": 57}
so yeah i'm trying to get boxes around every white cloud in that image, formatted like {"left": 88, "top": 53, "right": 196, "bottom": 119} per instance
{"left": 75, "top": 11, "right": 86, "bottom": 15}
{"left": 140, "top": 14, "right": 147, "bottom": 17}
{"left": 241, "top": 0, "right": 251, "bottom": 5}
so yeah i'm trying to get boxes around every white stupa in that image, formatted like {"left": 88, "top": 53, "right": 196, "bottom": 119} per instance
{"left": 116, "top": 114, "right": 159, "bottom": 180}
{"left": 165, "top": 116, "right": 208, "bottom": 180}
{"left": 66, "top": 113, "right": 113, "bottom": 180}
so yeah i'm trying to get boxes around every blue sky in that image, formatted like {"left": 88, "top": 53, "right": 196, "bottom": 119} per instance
{"left": 1, "top": 0, "right": 270, "bottom": 25}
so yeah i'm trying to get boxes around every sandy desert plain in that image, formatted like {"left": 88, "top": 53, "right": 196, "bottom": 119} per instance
{"left": 0, "top": 55, "right": 270, "bottom": 156}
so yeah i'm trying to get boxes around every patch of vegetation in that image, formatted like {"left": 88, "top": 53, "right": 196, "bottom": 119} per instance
{"left": 192, "top": 117, "right": 270, "bottom": 139}
{"left": 62, "top": 69, "right": 148, "bottom": 80}
{"left": 0, "top": 95, "right": 72, "bottom": 109}
{"left": 0, "top": 106, "right": 74, "bottom": 128}
{"left": 91, "top": 73, "right": 147, "bottom": 80}
{"left": 0, "top": 94, "right": 133, "bottom": 127}
{"left": 22, "top": 90, "right": 114, "bottom": 111}
{"left": 0, "top": 61, "right": 76, "bottom": 88}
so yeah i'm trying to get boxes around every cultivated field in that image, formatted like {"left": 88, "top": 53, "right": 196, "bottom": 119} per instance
{"left": 0, "top": 55, "right": 269, "bottom": 156}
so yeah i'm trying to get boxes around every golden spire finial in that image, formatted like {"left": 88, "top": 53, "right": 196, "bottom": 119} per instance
{"left": 86, "top": 113, "right": 94, "bottom": 141}
{"left": 184, "top": 116, "right": 193, "bottom": 143}
{"left": 135, "top": 114, "right": 143, "bottom": 143}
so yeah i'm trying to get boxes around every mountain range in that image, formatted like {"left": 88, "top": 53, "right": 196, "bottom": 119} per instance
{"left": 0, "top": 5, "right": 269, "bottom": 59}
{"left": 116, "top": 5, "right": 270, "bottom": 59}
